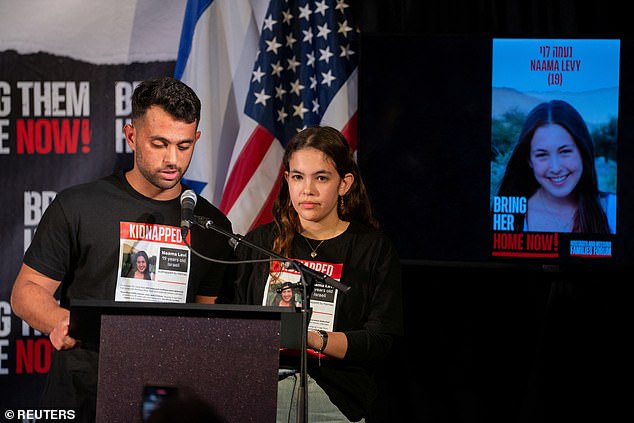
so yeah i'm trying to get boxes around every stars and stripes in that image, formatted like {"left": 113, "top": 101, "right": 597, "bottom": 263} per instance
{"left": 244, "top": 0, "right": 358, "bottom": 146}
{"left": 176, "top": 0, "right": 359, "bottom": 234}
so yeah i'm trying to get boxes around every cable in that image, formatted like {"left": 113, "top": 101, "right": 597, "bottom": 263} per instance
{"left": 183, "top": 236, "right": 278, "bottom": 266}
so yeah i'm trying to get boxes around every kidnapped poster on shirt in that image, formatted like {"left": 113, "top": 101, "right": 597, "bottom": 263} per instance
{"left": 490, "top": 38, "right": 619, "bottom": 260}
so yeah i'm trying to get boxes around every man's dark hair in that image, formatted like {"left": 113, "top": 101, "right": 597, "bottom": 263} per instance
{"left": 131, "top": 77, "right": 201, "bottom": 126}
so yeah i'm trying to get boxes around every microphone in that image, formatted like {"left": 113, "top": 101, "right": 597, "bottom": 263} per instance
{"left": 180, "top": 189, "right": 197, "bottom": 238}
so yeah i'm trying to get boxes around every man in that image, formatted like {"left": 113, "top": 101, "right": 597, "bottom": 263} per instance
{"left": 11, "top": 77, "right": 234, "bottom": 422}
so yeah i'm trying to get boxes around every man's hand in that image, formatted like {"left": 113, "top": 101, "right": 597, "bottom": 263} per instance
{"left": 48, "top": 316, "right": 77, "bottom": 350}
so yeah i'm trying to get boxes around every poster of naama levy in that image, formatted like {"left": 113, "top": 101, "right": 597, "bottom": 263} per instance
{"left": 490, "top": 38, "right": 619, "bottom": 260}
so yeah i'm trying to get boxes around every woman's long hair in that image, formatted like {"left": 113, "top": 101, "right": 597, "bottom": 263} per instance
{"left": 271, "top": 126, "right": 378, "bottom": 256}
{"left": 497, "top": 100, "right": 609, "bottom": 233}
{"left": 131, "top": 250, "right": 152, "bottom": 280}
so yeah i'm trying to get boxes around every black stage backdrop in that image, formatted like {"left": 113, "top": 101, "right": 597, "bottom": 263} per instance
{"left": 354, "top": 1, "right": 634, "bottom": 422}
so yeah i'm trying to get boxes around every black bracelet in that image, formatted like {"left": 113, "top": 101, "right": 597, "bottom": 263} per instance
{"left": 315, "top": 330, "right": 328, "bottom": 353}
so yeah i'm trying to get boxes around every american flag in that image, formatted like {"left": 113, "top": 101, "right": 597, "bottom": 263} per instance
{"left": 176, "top": 0, "right": 359, "bottom": 235}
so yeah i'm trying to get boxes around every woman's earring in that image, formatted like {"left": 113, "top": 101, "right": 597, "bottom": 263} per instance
{"left": 339, "top": 195, "right": 344, "bottom": 209}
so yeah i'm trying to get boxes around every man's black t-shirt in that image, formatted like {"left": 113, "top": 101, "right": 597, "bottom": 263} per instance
{"left": 25, "top": 170, "right": 234, "bottom": 303}
{"left": 23, "top": 171, "right": 235, "bottom": 422}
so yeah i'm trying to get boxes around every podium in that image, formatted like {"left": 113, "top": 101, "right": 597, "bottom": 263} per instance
{"left": 69, "top": 300, "right": 301, "bottom": 423}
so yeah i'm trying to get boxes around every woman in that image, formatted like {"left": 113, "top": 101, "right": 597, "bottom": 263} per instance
{"left": 277, "top": 281, "right": 295, "bottom": 307}
{"left": 127, "top": 250, "right": 153, "bottom": 280}
{"left": 232, "top": 126, "right": 403, "bottom": 422}
{"left": 496, "top": 99, "right": 616, "bottom": 233}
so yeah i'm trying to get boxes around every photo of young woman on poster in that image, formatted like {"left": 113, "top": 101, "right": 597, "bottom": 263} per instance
{"left": 494, "top": 99, "right": 616, "bottom": 234}
{"left": 490, "top": 39, "right": 618, "bottom": 237}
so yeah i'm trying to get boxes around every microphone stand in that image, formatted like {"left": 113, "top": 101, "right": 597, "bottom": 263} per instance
{"left": 190, "top": 215, "right": 350, "bottom": 423}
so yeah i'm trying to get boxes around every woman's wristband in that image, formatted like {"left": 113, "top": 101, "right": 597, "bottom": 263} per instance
{"left": 314, "top": 330, "right": 328, "bottom": 353}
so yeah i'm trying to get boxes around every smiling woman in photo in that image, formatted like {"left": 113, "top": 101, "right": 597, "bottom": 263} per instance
{"left": 126, "top": 250, "right": 153, "bottom": 280}
{"left": 496, "top": 99, "right": 616, "bottom": 234}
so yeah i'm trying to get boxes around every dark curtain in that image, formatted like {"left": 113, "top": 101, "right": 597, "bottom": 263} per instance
{"left": 353, "top": 0, "right": 629, "bottom": 38}
{"left": 352, "top": 1, "right": 634, "bottom": 422}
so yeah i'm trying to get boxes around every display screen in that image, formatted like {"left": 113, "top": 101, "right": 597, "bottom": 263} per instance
{"left": 358, "top": 35, "right": 634, "bottom": 268}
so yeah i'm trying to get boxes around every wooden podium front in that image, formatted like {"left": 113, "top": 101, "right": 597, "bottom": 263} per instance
{"left": 70, "top": 300, "right": 300, "bottom": 423}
